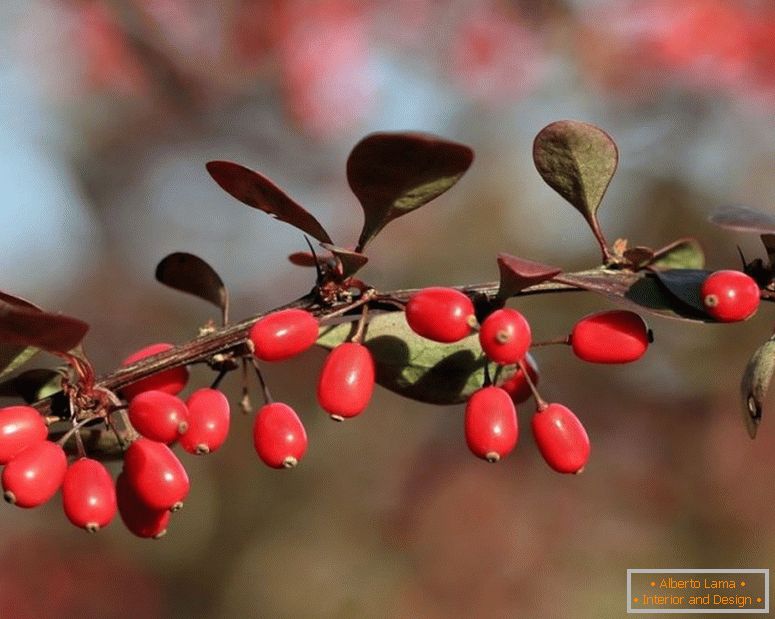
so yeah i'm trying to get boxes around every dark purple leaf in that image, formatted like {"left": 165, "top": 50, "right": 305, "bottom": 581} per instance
{"left": 533, "top": 121, "right": 618, "bottom": 255}
{"left": 760, "top": 234, "right": 775, "bottom": 268}
{"left": 740, "top": 334, "right": 775, "bottom": 439}
{"left": 320, "top": 243, "right": 369, "bottom": 278}
{"left": 709, "top": 205, "right": 775, "bottom": 234}
{"left": 652, "top": 269, "right": 712, "bottom": 318}
{"left": 0, "top": 301, "right": 89, "bottom": 353}
{"left": 156, "top": 252, "right": 229, "bottom": 323}
{"left": 557, "top": 270, "right": 709, "bottom": 322}
{"left": 496, "top": 253, "right": 562, "bottom": 300}
{"left": 622, "top": 247, "right": 655, "bottom": 269}
{"left": 206, "top": 161, "right": 332, "bottom": 244}
{"left": 0, "top": 291, "right": 41, "bottom": 312}
{"left": 347, "top": 132, "right": 474, "bottom": 251}
{"left": 288, "top": 251, "right": 318, "bottom": 267}
{"left": 0, "top": 291, "right": 43, "bottom": 377}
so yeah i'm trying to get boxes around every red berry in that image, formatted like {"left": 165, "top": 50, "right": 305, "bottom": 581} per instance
{"left": 180, "top": 388, "right": 230, "bottom": 455}
{"left": 2, "top": 441, "right": 67, "bottom": 508}
{"left": 478, "top": 308, "right": 532, "bottom": 364}
{"left": 128, "top": 391, "right": 189, "bottom": 444}
{"left": 464, "top": 386, "right": 518, "bottom": 462}
{"left": 120, "top": 343, "right": 189, "bottom": 401}
{"left": 499, "top": 353, "right": 539, "bottom": 404}
{"left": 249, "top": 308, "right": 319, "bottom": 362}
{"left": 253, "top": 402, "right": 308, "bottom": 468}
{"left": 123, "top": 438, "right": 190, "bottom": 511}
{"left": 701, "top": 270, "right": 760, "bottom": 322}
{"left": 570, "top": 310, "right": 650, "bottom": 364}
{"left": 0, "top": 405, "right": 48, "bottom": 464}
{"left": 317, "top": 342, "right": 375, "bottom": 420}
{"left": 405, "top": 287, "right": 476, "bottom": 343}
{"left": 116, "top": 472, "right": 170, "bottom": 539}
{"left": 532, "top": 403, "right": 590, "bottom": 474}
{"left": 62, "top": 458, "right": 117, "bottom": 532}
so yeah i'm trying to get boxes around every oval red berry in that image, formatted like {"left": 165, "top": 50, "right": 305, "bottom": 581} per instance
{"left": 405, "top": 287, "right": 475, "bottom": 343}
{"left": 2, "top": 441, "right": 67, "bottom": 508}
{"left": 0, "top": 405, "right": 48, "bottom": 464}
{"left": 116, "top": 472, "right": 170, "bottom": 539}
{"left": 701, "top": 270, "right": 760, "bottom": 322}
{"left": 478, "top": 308, "right": 532, "bottom": 364}
{"left": 570, "top": 310, "right": 650, "bottom": 364}
{"left": 62, "top": 458, "right": 117, "bottom": 532}
{"left": 249, "top": 308, "right": 319, "bottom": 362}
{"left": 253, "top": 402, "right": 308, "bottom": 468}
{"left": 499, "top": 353, "right": 539, "bottom": 404}
{"left": 120, "top": 343, "right": 189, "bottom": 401}
{"left": 464, "top": 386, "right": 518, "bottom": 462}
{"left": 181, "top": 388, "right": 230, "bottom": 455}
{"left": 123, "top": 438, "right": 190, "bottom": 511}
{"left": 317, "top": 342, "right": 375, "bottom": 419}
{"left": 532, "top": 403, "right": 590, "bottom": 474}
{"left": 128, "top": 391, "right": 189, "bottom": 444}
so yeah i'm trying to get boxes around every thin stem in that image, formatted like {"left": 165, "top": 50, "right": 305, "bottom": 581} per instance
{"left": 532, "top": 337, "right": 570, "bottom": 347}
{"left": 251, "top": 358, "right": 273, "bottom": 405}
{"left": 210, "top": 369, "right": 228, "bottom": 390}
{"left": 239, "top": 358, "right": 252, "bottom": 414}
{"left": 518, "top": 358, "right": 547, "bottom": 409}
{"left": 351, "top": 304, "right": 370, "bottom": 344}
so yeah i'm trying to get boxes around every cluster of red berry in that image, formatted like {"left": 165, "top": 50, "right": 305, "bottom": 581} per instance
{"left": 0, "top": 265, "right": 760, "bottom": 538}
{"left": 403, "top": 286, "right": 654, "bottom": 473}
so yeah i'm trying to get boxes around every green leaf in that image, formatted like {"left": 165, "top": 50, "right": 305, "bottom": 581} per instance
{"left": 650, "top": 238, "right": 705, "bottom": 270}
{"left": 347, "top": 132, "right": 474, "bottom": 251}
{"left": 317, "top": 313, "right": 513, "bottom": 405}
{"left": 533, "top": 120, "right": 618, "bottom": 253}
{"left": 740, "top": 334, "right": 775, "bottom": 438}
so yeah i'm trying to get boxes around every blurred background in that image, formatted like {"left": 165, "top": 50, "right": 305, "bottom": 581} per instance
{"left": 1, "top": 0, "right": 775, "bottom": 616}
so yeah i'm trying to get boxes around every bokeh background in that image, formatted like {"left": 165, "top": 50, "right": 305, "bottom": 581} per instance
{"left": 1, "top": 1, "right": 775, "bottom": 617}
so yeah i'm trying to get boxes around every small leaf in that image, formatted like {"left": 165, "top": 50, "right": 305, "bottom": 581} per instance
{"left": 622, "top": 246, "right": 655, "bottom": 269}
{"left": 319, "top": 243, "right": 369, "bottom": 279}
{"left": 348, "top": 132, "right": 474, "bottom": 251}
{"left": 709, "top": 205, "right": 775, "bottom": 234}
{"left": 652, "top": 269, "right": 712, "bottom": 318}
{"left": 317, "top": 313, "right": 515, "bottom": 405}
{"left": 0, "top": 292, "right": 43, "bottom": 378}
{"left": 650, "top": 238, "right": 705, "bottom": 270}
{"left": 740, "top": 334, "right": 775, "bottom": 438}
{"left": 288, "top": 252, "right": 318, "bottom": 267}
{"left": 0, "top": 368, "right": 63, "bottom": 403}
{"left": 760, "top": 234, "right": 775, "bottom": 268}
{"left": 496, "top": 253, "right": 562, "bottom": 301}
{"left": 156, "top": 252, "right": 229, "bottom": 323}
{"left": 533, "top": 120, "right": 618, "bottom": 252}
{"left": 0, "top": 302, "right": 89, "bottom": 354}
{"left": 206, "top": 161, "right": 333, "bottom": 244}
{"left": 557, "top": 269, "right": 709, "bottom": 322}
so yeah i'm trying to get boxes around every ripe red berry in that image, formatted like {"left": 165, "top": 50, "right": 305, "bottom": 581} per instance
{"left": 128, "top": 391, "right": 189, "bottom": 444}
{"left": 499, "top": 353, "right": 539, "bottom": 404}
{"left": 0, "top": 405, "right": 48, "bottom": 464}
{"left": 2, "top": 441, "right": 67, "bottom": 508}
{"left": 317, "top": 342, "right": 375, "bottom": 420}
{"left": 116, "top": 472, "right": 170, "bottom": 539}
{"left": 180, "top": 388, "right": 230, "bottom": 455}
{"left": 249, "top": 308, "right": 319, "bottom": 362}
{"left": 123, "top": 438, "right": 190, "bottom": 511}
{"left": 701, "top": 270, "right": 760, "bottom": 322}
{"left": 253, "top": 402, "right": 308, "bottom": 468}
{"left": 405, "top": 287, "right": 476, "bottom": 343}
{"left": 62, "top": 458, "right": 117, "bottom": 532}
{"left": 478, "top": 308, "right": 532, "bottom": 364}
{"left": 570, "top": 310, "right": 650, "bottom": 364}
{"left": 464, "top": 386, "right": 518, "bottom": 462}
{"left": 532, "top": 403, "right": 590, "bottom": 474}
{"left": 120, "top": 343, "right": 189, "bottom": 401}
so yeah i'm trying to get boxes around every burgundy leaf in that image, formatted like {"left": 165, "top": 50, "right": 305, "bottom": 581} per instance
{"left": 496, "top": 254, "right": 561, "bottom": 300}
{"left": 288, "top": 252, "right": 319, "bottom": 267}
{"left": 156, "top": 252, "right": 229, "bottom": 323}
{"left": 0, "top": 291, "right": 42, "bottom": 312}
{"left": 320, "top": 243, "right": 369, "bottom": 278}
{"left": 206, "top": 161, "right": 332, "bottom": 244}
{"left": 347, "top": 132, "right": 474, "bottom": 251}
{"left": 709, "top": 205, "right": 775, "bottom": 234}
{"left": 0, "top": 291, "right": 44, "bottom": 377}
{"left": 0, "top": 302, "right": 89, "bottom": 353}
